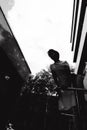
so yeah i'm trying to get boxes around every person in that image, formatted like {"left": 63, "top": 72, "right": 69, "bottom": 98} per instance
{"left": 47, "top": 49, "right": 76, "bottom": 129}
{"left": 48, "top": 49, "right": 71, "bottom": 89}
{"left": 47, "top": 49, "right": 76, "bottom": 108}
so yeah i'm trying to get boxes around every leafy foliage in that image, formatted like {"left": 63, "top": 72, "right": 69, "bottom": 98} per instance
{"left": 21, "top": 69, "right": 57, "bottom": 96}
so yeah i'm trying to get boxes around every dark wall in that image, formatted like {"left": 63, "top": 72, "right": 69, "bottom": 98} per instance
{"left": 0, "top": 47, "right": 24, "bottom": 126}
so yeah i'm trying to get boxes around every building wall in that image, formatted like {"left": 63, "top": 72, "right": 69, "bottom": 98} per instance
{"left": 70, "top": 0, "right": 87, "bottom": 74}
{"left": 0, "top": 6, "right": 31, "bottom": 80}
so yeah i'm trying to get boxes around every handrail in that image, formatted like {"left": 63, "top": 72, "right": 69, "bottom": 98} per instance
{"left": 57, "top": 87, "right": 87, "bottom": 92}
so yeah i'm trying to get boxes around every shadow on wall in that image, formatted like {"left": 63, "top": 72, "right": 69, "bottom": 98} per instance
{"left": 0, "top": 0, "right": 15, "bottom": 17}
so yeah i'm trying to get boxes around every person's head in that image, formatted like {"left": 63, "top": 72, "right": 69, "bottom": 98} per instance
{"left": 48, "top": 49, "right": 60, "bottom": 62}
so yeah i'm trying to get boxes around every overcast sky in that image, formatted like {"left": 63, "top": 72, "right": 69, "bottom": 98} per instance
{"left": 0, "top": 0, "right": 74, "bottom": 74}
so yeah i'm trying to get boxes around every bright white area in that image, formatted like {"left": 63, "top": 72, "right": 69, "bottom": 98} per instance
{"left": 6, "top": 0, "right": 74, "bottom": 74}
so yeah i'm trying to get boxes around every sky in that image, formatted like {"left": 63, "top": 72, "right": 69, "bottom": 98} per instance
{"left": 0, "top": 0, "right": 74, "bottom": 74}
